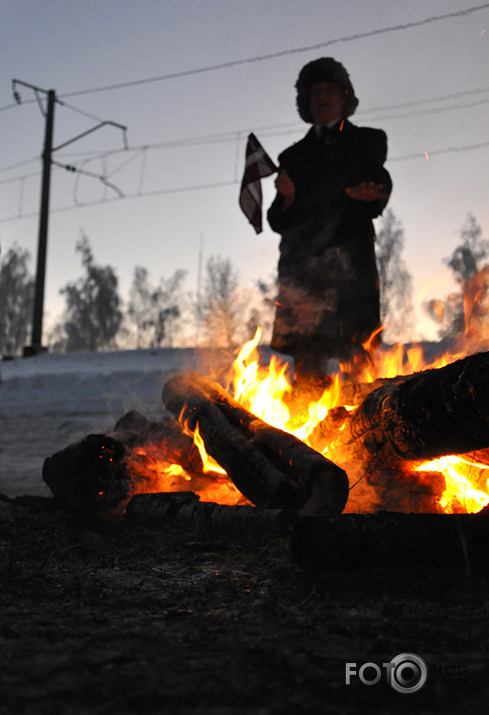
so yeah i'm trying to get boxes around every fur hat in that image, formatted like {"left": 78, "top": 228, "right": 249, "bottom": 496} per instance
{"left": 295, "top": 57, "right": 359, "bottom": 122}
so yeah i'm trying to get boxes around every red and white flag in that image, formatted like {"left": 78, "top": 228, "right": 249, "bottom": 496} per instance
{"left": 239, "top": 133, "right": 277, "bottom": 234}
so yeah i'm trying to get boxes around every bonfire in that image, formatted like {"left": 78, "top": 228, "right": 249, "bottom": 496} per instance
{"left": 44, "top": 326, "right": 489, "bottom": 519}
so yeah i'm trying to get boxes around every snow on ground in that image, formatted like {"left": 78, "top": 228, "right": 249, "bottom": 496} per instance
{"left": 0, "top": 346, "right": 244, "bottom": 498}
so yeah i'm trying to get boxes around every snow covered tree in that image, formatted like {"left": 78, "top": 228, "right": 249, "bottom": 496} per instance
{"left": 0, "top": 243, "right": 34, "bottom": 356}
{"left": 56, "top": 234, "right": 123, "bottom": 352}
{"left": 375, "top": 209, "right": 414, "bottom": 343}
{"left": 127, "top": 265, "right": 186, "bottom": 348}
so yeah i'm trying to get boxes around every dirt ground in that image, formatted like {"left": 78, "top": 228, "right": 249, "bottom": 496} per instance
{"left": 0, "top": 494, "right": 488, "bottom": 715}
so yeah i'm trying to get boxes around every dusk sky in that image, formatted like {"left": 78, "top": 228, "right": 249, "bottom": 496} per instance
{"left": 1, "top": 1, "right": 488, "bottom": 342}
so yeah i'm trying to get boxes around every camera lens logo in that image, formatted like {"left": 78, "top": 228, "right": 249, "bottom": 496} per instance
{"left": 345, "top": 653, "right": 428, "bottom": 693}
{"left": 389, "top": 653, "right": 428, "bottom": 694}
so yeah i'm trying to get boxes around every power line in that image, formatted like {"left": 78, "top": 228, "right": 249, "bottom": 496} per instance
{"left": 358, "top": 86, "right": 489, "bottom": 116}
{"left": 0, "top": 156, "right": 42, "bottom": 175}
{"left": 361, "top": 96, "right": 489, "bottom": 124}
{"left": 0, "top": 169, "right": 44, "bottom": 186}
{"left": 1, "top": 3, "right": 487, "bottom": 115}
{"left": 390, "top": 139, "right": 489, "bottom": 162}
{"left": 4, "top": 82, "right": 489, "bottom": 176}
{"left": 2, "top": 90, "right": 489, "bottom": 199}
{"left": 0, "top": 179, "right": 239, "bottom": 223}
{"left": 53, "top": 3, "right": 489, "bottom": 98}
{"left": 0, "top": 101, "right": 19, "bottom": 113}
{"left": 1, "top": 137, "right": 488, "bottom": 225}
{"left": 4, "top": 97, "right": 488, "bottom": 188}
{"left": 2, "top": 7, "right": 487, "bottom": 173}
{"left": 57, "top": 99, "right": 108, "bottom": 125}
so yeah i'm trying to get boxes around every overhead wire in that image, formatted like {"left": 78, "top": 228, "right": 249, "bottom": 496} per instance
{"left": 0, "top": 101, "right": 19, "bottom": 113}
{"left": 2, "top": 4, "right": 488, "bottom": 221}
{"left": 3, "top": 82, "right": 488, "bottom": 177}
{"left": 1, "top": 4, "right": 488, "bottom": 173}
{"left": 1, "top": 2, "right": 487, "bottom": 112}
{"left": 2, "top": 93, "right": 488, "bottom": 192}
{"left": 1, "top": 134, "right": 489, "bottom": 225}
{"left": 390, "top": 139, "right": 489, "bottom": 162}
{"left": 56, "top": 3, "right": 489, "bottom": 99}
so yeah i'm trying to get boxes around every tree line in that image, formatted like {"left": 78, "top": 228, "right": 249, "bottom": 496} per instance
{"left": 0, "top": 231, "right": 275, "bottom": 356}
{"left": 0, "top": 211, "right": 486, "bottom": 357}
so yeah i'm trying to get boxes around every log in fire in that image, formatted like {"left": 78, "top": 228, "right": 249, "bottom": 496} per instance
{"left": 43, "top": 329, "right": 489, "bottom": 521}
{"left": 42, "top": 329, "right": 489, "bottom": 571}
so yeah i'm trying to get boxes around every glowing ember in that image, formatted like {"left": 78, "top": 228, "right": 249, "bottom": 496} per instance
{"left": 127, "top": 442, "right": 248, "bottom": 506}
{"left": 415, "top": 456, "right": 489, "bottom": 514}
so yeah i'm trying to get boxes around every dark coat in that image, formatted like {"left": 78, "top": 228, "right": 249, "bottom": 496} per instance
{"left": 267, "top": 119, "right": 392, "bottom": 362}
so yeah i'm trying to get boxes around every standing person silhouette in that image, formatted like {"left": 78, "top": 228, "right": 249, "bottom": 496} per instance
{"left": 267, "top": 58, "right": 392, "bottom": 388}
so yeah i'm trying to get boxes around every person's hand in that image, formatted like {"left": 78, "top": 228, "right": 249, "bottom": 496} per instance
{"left": 345, "top": 182, "right": 390, "bottom": 202}
{"left": 275, "top": 170, "right": 295, "bottom": 208}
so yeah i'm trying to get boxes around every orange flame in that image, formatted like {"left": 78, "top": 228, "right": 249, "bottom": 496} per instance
{"left": 192, "top": 423, "right": 227, "bottom": 476}
{"left": 415, "top": 456, "right": 489, "bottom": 514}
{"left": 223, "top": 328, "right": 489, "bottom": 514}
{"left": 124, "top": 310, "right": 489, "bottom": 514}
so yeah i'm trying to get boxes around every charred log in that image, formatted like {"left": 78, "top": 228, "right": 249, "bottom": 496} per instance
{"left": 313, "top": 351, "right": 489, "bottom": 465}
{"left": 43, "top": 434, "right": 130, "bottom": 511}
{"left": 110, "top": 410, "right": 204, "bottom": 478}
{"left": 126, "top": 491, "right": 297, "bottom": 536}
{"left": 291, "top": 506, "right": 489, "bottom": 572}
{"left": 42, "top": 411, "right": 208, "bottom": 512}
{"left": 162, "top": 371, "right": 349, "bottom": 515}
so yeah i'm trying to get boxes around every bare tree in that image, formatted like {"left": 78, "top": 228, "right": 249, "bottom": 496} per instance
{"left": 426, "top": 214, "right": 489, "bottom": 340}
{"left": 0, "top": 244, "right": 34, "bottom": 356}
{"left": 127, "top": 266, "right": 186, "bottom": 348}
{"left": 446, "top": 213, "right": 489, "bottom": 282}
{"left": 195, "top": 255, "right": 257, "bottom": 347}
{"left": 54, "top": 234, "right": 123, "bottom": 352}
{"left": 375, "top": 209, "right": 414, "bottom": 343}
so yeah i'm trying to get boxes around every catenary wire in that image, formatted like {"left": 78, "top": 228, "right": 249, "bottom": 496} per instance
{"left": 56, "top": 4, "right": 489, "bottom": 99}
{"left": 1, "top": 2, "right": 487, "bottom": 113}
{"left": 1, "top": 137, "right": 489, "bottom": 224}
{"left": 3, "top": 83, "right": 489, "bottom": 177}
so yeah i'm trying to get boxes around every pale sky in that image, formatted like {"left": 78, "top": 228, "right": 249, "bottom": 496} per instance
{"left": 1, "top": 0, "right": 488, "bottom": 342}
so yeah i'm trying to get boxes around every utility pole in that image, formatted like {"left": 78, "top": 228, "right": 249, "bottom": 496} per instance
{"left": 12, "top": 79, "right": 127, "bottom": 357}
{"left": 25, "top": 88, "right": 55, "bottom": 356}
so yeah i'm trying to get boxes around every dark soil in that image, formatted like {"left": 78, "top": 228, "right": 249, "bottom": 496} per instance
{"left": 1, "top": 495, "right": 489, "bottom": 715}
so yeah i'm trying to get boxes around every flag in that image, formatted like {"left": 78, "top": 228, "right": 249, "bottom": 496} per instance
{"left": 239, "top": 133, "right": 277, "bottom": 234}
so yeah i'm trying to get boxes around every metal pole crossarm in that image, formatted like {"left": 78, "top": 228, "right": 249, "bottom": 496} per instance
{"left": 12, "top": 78, "right": 50, "bottom": 95}
{"left": 12, "top": 80, "right": 58, "bottom": 117}
{"left": 13, "top": 78, "right": 129, "bottom": 356}
{"left": 53, "top": 120, "right": 128, "bottom": 152}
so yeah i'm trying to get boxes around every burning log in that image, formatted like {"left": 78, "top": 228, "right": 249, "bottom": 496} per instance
{"left": 43, "top": 411, "right": 208, "bottom": 511}
{"left": 110, "top": 410, "right": 205, "bottom": 477}
{"left": 162, "top": 371, "right": 349, "bottom": 515}
{"left": 313, "top": 351, "right": 489, "bottom": 465}
{"left": 291, "top": 506, "right": 489, "bottom": 572}
{"left": 126, "top": 491, "right": 297, "bottom": 536}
